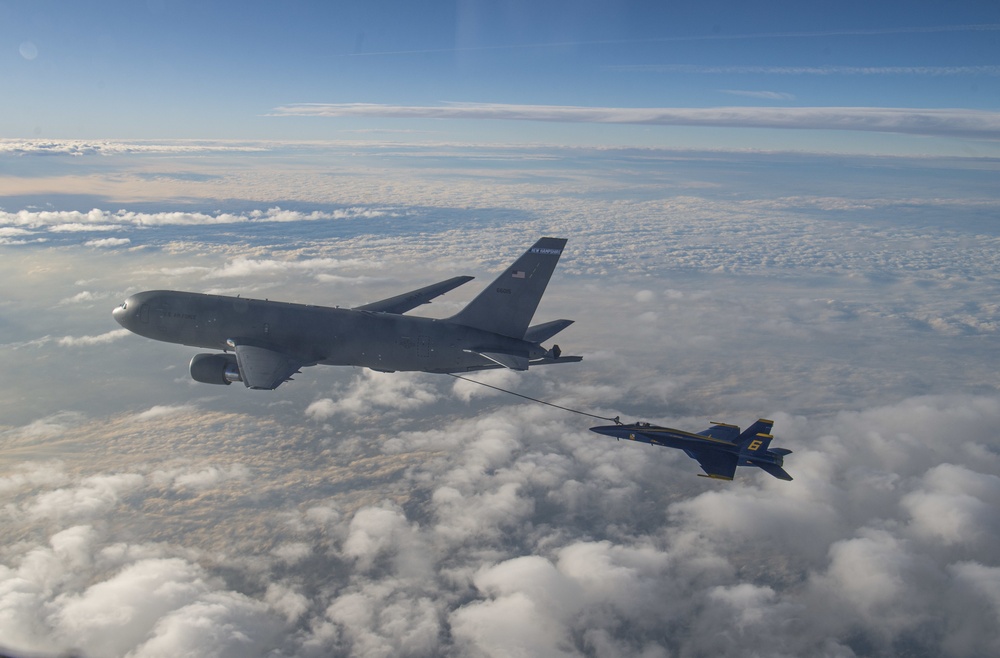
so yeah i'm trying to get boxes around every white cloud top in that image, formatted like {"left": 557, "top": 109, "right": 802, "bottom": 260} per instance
{"left": 3, "top": 396, "right": 999, "bottom": 656}
{"left": 0, "top": 140, "right": 268, "bottom": 156}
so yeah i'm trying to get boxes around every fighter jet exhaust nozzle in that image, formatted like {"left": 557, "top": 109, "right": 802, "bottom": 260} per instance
{"left": 189, "top": 353, "right": 242, "bottom": 386}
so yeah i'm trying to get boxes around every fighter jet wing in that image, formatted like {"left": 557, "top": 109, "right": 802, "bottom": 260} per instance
{"left": 232, "top": 344, "right": 305, "bottom": 390}
{"left": 684, "top": 448, "right": 739, "bottom": 480}
{"left": 354, "top": 276, "right": 474, "bottom": 314}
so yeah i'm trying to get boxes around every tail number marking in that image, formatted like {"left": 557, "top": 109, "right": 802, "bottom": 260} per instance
{"left": 747, "top": 439, "right": 763, "bottom": 451}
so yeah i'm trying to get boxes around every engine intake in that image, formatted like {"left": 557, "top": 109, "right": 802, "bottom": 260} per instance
{"left": 189, "top": 353, "right": 242, "bottom": 385}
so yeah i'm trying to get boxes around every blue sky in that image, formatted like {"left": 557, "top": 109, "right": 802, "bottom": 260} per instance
{"left": 4, "top": 1, "right": 1000, "bottom": 153}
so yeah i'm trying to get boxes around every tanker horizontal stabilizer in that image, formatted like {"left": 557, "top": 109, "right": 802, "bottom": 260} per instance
{"left": 524, "top": 319, "right": 574, "bottom": 343}
{"left": 467, "top": 349, "right": 530, "bottom": 371}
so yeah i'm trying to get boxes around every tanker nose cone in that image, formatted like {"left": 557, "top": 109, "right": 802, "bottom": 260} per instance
{"left": 113, "top": 300, "right": 130, "bottom": 328}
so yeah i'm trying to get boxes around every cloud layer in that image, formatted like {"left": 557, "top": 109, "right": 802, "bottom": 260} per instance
{"left": 271, "top": 102, "right": 1000, "bottom": 139}
{"left": 2, "top": 142, "right": 999, "bottom": 657}
{"left": 0, "top": 140, "right": 269, "bottom": 156}
{"left": 3, "top": 393, "right": 1000, "bottom": 657}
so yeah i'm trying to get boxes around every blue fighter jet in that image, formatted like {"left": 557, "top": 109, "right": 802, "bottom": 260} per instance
{"left": 589, "top": 419, "right": 792, "bottom": 481}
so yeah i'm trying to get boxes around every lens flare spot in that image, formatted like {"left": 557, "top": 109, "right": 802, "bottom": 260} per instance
{"left": 19, "top": 41, "right": 39, "bottom": 60}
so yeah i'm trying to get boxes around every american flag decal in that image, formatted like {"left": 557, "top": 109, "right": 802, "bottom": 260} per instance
{"left": 512, "top": 270, "right": 526, "bottom": 279}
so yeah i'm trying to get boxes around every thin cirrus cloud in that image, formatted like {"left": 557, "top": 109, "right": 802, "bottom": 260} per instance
{"left": 343, "top": 23, "right": 1000, "bottom": 57}
{"left": 269, "top": 102, "right": 1000, "bottom": 139}
{"left": 608, "top": 64, "right": 1000, "bottom": 76}
{"left": 719, "top": 90, "right": 797, "bottom": 101}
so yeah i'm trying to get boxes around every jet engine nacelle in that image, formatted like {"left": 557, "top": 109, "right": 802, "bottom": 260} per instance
{"left": 189, "top": 353, "right": 242, "bottom": 385}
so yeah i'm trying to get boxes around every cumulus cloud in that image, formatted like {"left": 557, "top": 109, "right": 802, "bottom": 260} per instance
{"left": 270, "top": 542, "right": 312, "bottom": 565}
{"left": 134, "top": 404, "right": 199, "bottom": 421}
{"left": 450, "top": 541, "right": 674, "bottom": 657}
{"left": 129, "top": 591, "right": 283, "bottom": 658}
{"left": 270, "top": 102, "right": 1000, "bottom": 139}
{"left": 0, "top": 461, "right": 69, "bottom": 495}
{"left": 0, "top": 227, "right": 35, "bottom": 237}
{"left": 319, "top": 585, "right": 442, "bottom": 656}
{"left": 306, "top": 371, "right": 438, "bottom": 421}
{"left": 57, "top": 329, "right": 131, "bottom": 347}
{"left": 48, "top": 223, "right": 122, "bottom": 233}
{"left": 4, "top": 389, "right": 1000, "bottom": 656}
{"left": 206, "top": 256, "right": 376, "bottom": 279}
{"left": 901, "top": 463, "right": 1000, "bottom": 552}
{"left": 59, "top": 290, "right": 113, "bottom": 305}
{"left": 3, "top": 412, "right": 83, "bottom": 440}
{"left": 341, "top": 505, "right": 432, "bottom": 577}
{"left": 0, "top": 526, "right": 288, "bottom": 657}
{"left": 24, "top": 473, "right": 145, "bottom": 522}
{"left": 41, "top": 554, "right": 282, "bottom": 658}
{"left": 84, "top": 237, "right": 131, "bottom": 248}
{"left": 167, "top": 464, "right": 252, "bottom": 491}
{"left": 0, "top": 206, "right": 394, "bottom": 233}
{"left": 53, "top": 557, "right": 213, "bottom": 655}
{"left": 944, "top": 562, "right": 1000, "bottom": 656}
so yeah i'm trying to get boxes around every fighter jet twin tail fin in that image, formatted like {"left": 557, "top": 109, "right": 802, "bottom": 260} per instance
{"left": 590, "top": 418, "right": 793, "bottom": 481}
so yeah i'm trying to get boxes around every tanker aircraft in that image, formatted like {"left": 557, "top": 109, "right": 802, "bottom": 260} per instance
{"left": 113, "top": 237, "right": 581, "bottom": 390}
{"left": 590, "top": 419, "right": 793, "bottom": 481}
